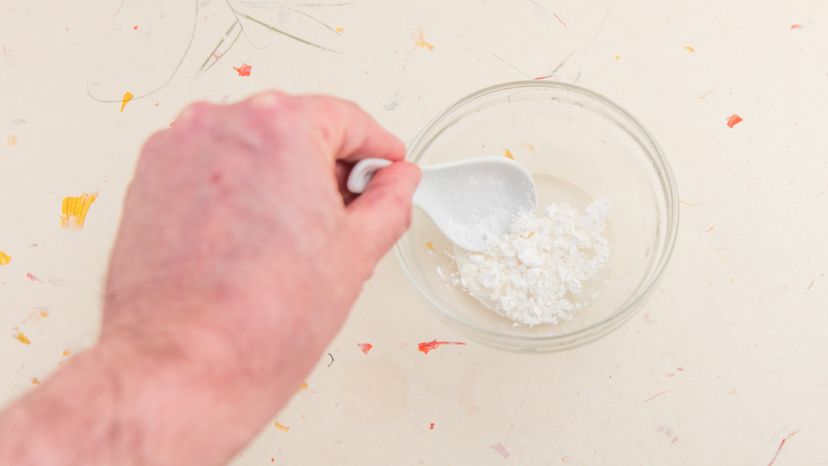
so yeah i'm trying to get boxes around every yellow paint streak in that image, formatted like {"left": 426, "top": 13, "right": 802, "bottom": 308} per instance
{"left": 274, "top": 421, "right": 290, "bottom": 432}
{"left": 121, "top": 91, "right": 134, "bottom": 112}
{"left": 0, "top": 251, "right": 11, "bottom": 265}
{"left": 503, "top": 149, "right": 515, "bottom": 160}
{"left": 60, "top": 193, "right": 97, "bottom": 229}
{"left": 7, "top": 134, "right": 17, "bottom": 147}
{"left": 335, "top": 26, "right": 345, "bottom": 33}
{"left": 425, "top": 241, "right": 434, "bottom": 251}
{"left": 413, "top": 27, "right": 435, "bottom": 51}
{"left": 31, "top": 377, "right": 40, "bottom": 385}
{"left": 684, "top": 46, "right": 695, "bottom": 53}
{"left": 299, "top": 382, "right": 308, "bottom": 390}
{"left": 15, "top": 332, "right": 31, "bottom": 345}
{"left": 614, "top": 54, "right": 620, "bottom": 61}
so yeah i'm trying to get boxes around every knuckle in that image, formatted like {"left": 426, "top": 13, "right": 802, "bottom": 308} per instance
{"left": 388, "top": 188, "right": 411, "bottom": 209}
{"left": 176, "top": 101, "right": 216, "bottom": 127}
{"left": 248, "top": 92, "right": 302, "bottom": 135}
{"left": 341, "top": 99, "right": 363, "bottom": 114}
{"left": 248, "top": 90, "right": 289, "bottom": 110}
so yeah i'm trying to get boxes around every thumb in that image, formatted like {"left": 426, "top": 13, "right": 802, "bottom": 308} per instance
{"left": 345, "top": 161, "right": 421, "bottom": 262}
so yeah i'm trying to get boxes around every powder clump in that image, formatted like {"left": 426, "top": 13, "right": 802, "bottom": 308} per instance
{"left": 454, "top": 199, "right": 611, "bottom": 325}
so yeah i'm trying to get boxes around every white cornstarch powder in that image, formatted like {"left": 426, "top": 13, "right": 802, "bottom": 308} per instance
{"left": 454, "top": 200, "right": 611, "bottom": 326}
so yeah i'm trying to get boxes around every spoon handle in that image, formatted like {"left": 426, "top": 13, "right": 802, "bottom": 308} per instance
{"left": 346, "top": 158, "right": 394, "bottom": 193}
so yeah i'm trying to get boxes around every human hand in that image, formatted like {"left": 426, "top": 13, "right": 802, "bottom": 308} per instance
{"left": 100, "top": 92, "right": 419, "bottom": 462}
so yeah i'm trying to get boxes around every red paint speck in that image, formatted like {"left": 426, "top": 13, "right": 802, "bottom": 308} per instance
{"left": 553, "top": 13, "right": 568, "bottom": 28}
{"left": 491, "top": 443, "right": 510, "bottom": 459}
{"left": 676, "top": 367, "right": 685, "bottom": 372}
{"left": 767, "top": 431, "right": 798, "bottom": 466}
{"left": 656, "top": 425, "right": 679, "bottom": 444}
{"left": 727, "top": 114, "right": 743, "bottom": 128}
{"left": 357, "top": 342, "right": 373, "bottom": 354}
{"left": 25, "top": 273, "right": 42, "bottom": 283}
{"left": 133, "top": 25, "right": 139, "bottom": 30}
{"left": 790, "top": 24, "right": 803, "bottom": 30}
{"left": 428, "top": 422, "right": 435, "bottom": 430}
{"left": 234, "top": 64, "right": 252, "bottom": 77}
{"left": 417, "top": 340, "right": 466, "bottom": 354}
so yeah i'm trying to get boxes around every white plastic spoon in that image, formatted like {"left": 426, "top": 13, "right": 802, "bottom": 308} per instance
{"left": 347, "top": 157, "right": 538, "bottom": 252}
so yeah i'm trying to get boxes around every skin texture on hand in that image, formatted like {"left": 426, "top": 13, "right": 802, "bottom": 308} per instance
{"left": 0, "top": 92, "right": 420, "bottom": 466}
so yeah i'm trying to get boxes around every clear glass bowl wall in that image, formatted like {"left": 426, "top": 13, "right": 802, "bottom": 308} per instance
{"left": 396, "top": 82, "right": 679, "bottom": 352}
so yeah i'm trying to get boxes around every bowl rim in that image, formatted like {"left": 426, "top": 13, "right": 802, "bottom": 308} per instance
{"left": 395, "top": 80, "right": 680, "bottom": 351}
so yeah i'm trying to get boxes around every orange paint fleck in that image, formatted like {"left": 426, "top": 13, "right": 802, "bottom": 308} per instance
{"left": 726, "top": 114, "right": 743, "bottom": 128}
{"left": 357, "top": 342, "right": 373, "bottom": 354}
{"left": 15, "top": 331, "right": 31, "bottom": 345}
{"left": 39, "top": 311, "right": 49, "bottom": 318}
{"left": 120, "top": 91, "right": 134, "bottom": 112}
{"left": 503, "top": 149, "right": 515, "bottom": 160}
{"left": 790, "top": 24, "right": 803, "bottom": 30}
{"left": 6, "top": 134, "right": 17, "bottom": 147}
{"left": 31, "top": 377, "right": 40, "bottom": 385}
{"left": 60, "top": 193, "right": 97, "bottom": 229}
{"left": 274, "top": 421, "right": 290, "bottom": 432}
{"left": 428, "top": 422, "right": 435, "bottom": 430}
{"left": 0, "top": 251, "right": 11, "bottom": 265}
{"left": 425, "top": 241, "right": 434, "bottom": 251}
{"left": 684, "top": 45, "right": 695, "bottom": 53}
{"left": 413, "top": 27, "right": 435, "bottom": 51}
{"left": 62, "top": 349, "right": 72, "bottom": 357}
{"left": 234, "top": 63, "right": 252, "bottom": 76}
{"left": 521, "top": 143, "right": 536, "bottom": 153}
{"left": 417, "top": 340, "right": 466, "bottom": 354}
{"left": 335, "top": 26, "right": 345, "bottom": 33}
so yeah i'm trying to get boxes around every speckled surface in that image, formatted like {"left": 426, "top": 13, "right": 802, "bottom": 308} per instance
{"left": 2, "top": 1, "right": 827, "bottom": 464}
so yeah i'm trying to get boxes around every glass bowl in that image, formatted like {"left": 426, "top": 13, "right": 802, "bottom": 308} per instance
{"left": 396, "top": 81, "right": 678, "bottom": 352}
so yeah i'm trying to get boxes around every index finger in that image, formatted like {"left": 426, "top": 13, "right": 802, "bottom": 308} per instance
{"left": 297, "top": 95, "right": 406, "bottom": 163}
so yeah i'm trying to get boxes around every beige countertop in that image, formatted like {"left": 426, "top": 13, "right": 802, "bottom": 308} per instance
{"left": 2, "top": 0, "right": 827, "bottom": 464}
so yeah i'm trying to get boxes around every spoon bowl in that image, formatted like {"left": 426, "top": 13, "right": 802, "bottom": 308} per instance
{"left": 347, "top": 157, "right": 537, "bottom": 251}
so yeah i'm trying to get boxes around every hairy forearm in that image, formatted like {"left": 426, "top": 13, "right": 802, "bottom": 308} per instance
{"left": 0, "top": 324, "right": 304, "bottom": 466}
{"left": 0, "top": 347, "right": 131, "bottom": 465}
